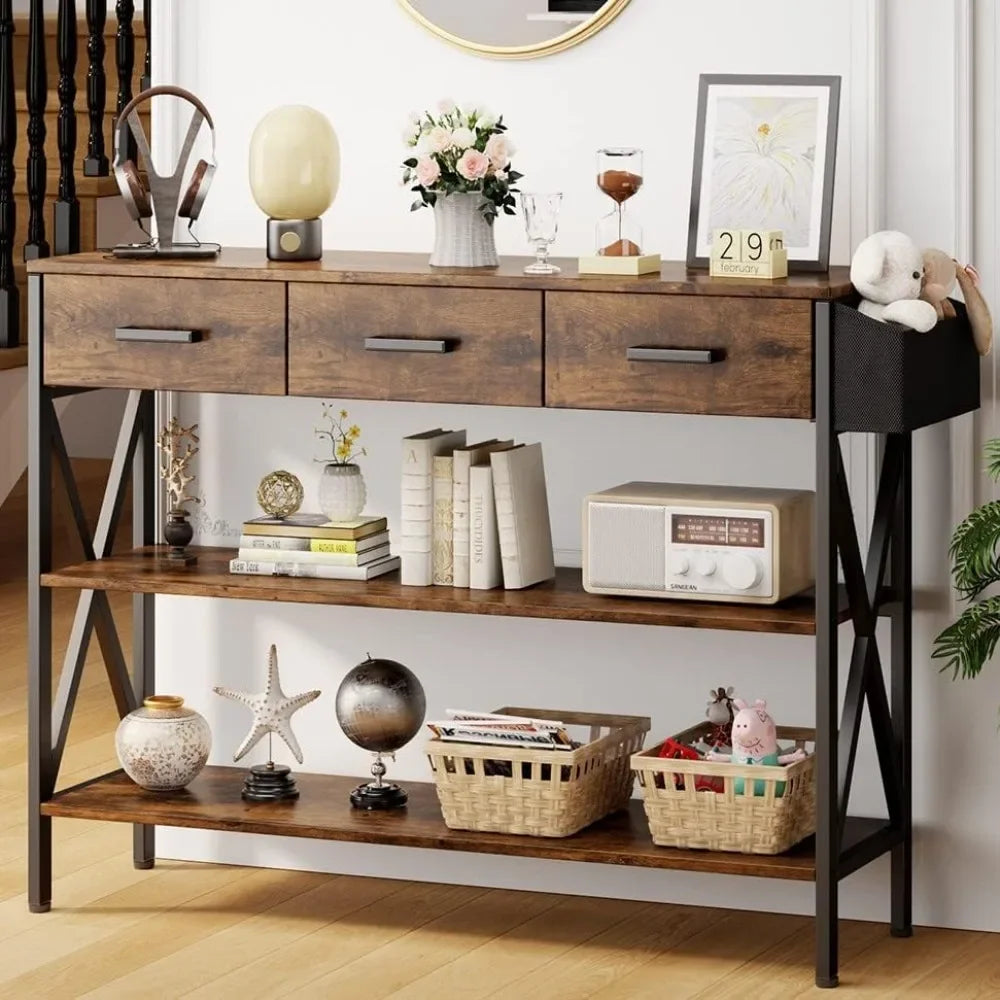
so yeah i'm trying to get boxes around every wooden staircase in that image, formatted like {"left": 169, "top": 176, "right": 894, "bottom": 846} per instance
{"left": 0, "top": 1, "right": 148, "bottom": 367}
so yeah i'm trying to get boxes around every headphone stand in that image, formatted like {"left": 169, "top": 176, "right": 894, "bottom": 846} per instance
{"left": 112, "top": 242, "right": 221, "bottom": 259}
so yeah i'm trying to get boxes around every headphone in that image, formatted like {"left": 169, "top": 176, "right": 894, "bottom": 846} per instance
{"left": 114, "top": 86, "right": 217, "bottom": 232}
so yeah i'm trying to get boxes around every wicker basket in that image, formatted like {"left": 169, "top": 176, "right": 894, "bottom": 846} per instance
{"left": 632, "top": 722, "right": 816, "bottom": 854}
{"left": 427, "top": 707, "right": 650, "bottom": 838}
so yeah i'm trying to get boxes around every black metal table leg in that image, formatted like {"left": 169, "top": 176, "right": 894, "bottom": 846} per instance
{"left": 27, "top": 274, "right": 53, "bottom": 913}
{"left": 814, "top": 302, "right": 839, "bottom": 988}
{"left": 132, "top": 390, "right": 156, "bottom": 869}
{"left": 890, "top": 432, "right": 913, "bottom": 936}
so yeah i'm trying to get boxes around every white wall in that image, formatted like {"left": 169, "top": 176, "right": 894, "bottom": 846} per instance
{"left": 150, "top": 0, "right": 1000, "bottom": 932}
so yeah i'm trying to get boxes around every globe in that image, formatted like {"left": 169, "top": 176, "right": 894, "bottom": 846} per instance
{"left": 335, "top": 656, "right": 426, "bottom": 754}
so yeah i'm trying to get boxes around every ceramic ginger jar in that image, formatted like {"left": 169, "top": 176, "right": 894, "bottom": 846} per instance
{"left": 115, "top": 695, "right": 212, "bottom": 791}
{"left": 318, "top": 462, "right": 367, "bottom": 522}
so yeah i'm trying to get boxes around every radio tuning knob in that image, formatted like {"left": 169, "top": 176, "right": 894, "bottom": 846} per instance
{"left": 722, "top": 552, "right": 762, "bottom": 591}
{"left": 672, "top": 555, "right": 690, "bottom": 576}
{"left": 695, "top": 555, "right": 716, "bottom": 577}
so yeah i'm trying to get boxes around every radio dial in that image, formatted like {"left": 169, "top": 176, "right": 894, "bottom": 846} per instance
{"left": 672, "top": 555, "right": 690, "bottom": 576}
{"left": 695, "top": 555, "right": 717, "bottom": 577}
{"left": 722, "top": 552, "right": 762, "bottom": 591}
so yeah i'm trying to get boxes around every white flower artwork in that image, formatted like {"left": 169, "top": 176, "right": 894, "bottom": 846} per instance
{"left": 687, "top": 75, "right": 841, "bottom": 271}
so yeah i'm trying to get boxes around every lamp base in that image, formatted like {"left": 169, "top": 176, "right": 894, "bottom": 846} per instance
{"left": 267, "top": 218, "right": 322, "bottom": 261}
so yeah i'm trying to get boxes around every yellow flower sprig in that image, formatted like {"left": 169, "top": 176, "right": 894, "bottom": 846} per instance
{"left": 315, "top": 403, "right": 367, "bottom": 465}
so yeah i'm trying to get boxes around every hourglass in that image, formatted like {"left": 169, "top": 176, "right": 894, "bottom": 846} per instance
{"left": 579, "top": 148, "right": 660, "bottom": 276}
{"left": 596, "top": 147, "right": 643, "bottom": 256}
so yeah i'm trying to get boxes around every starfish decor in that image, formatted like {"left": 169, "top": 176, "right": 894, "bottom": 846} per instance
{"left": 213, "top": 644, "right": 321, "bottom": 764}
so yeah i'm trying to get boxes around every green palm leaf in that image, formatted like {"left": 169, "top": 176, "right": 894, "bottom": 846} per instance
{"left": 984, "top": 438, "right": 1000, "bottom": 481}
{"left": 933, "top": 595, "right": 1000, "bottom": 680}
{"left": 949, "top": 500, "right": 1000, "bottom": 599}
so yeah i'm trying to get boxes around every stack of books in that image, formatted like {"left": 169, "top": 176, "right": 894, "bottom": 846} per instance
{"left": 400, "top": 429, "right": 555, "bottom": 591}
{"left": 229, "top": 514, "right": 400, "bottom": 580}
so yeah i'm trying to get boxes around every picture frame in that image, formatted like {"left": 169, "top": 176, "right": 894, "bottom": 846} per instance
{"left": 686, "top": 74, "right": 841, "bottom": 272}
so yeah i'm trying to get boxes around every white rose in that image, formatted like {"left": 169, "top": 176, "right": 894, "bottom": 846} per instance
{"left": 484, "top": 133, "right": 515, "bottom": 167}
{"left": 494, "top": 169, "right": 508, "bottom": 183}
{"left": 451, "top": 126, "right": 476, "bottom": 149}
{"left": 476, "top": 108, "right": 497, "bottom": 130}
{"left": 428, "top": 125, "right": 453, "bottom": 153}
{"left": 415, "top": 134, "right": 432, "bottom": 154}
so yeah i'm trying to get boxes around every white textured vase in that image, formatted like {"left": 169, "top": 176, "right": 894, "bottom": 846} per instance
{"left": 430, "top": 192, "right": 499, "bottom": 268}
{"left": 319, "top": 463, "right": 367, "bottom": 521}
{"left": 115, "top": 696, "right": 211, "bottom": 791}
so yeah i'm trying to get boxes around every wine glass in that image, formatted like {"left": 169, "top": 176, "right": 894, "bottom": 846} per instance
{"left": 521, "top": 192, "right": 562, "bottom": 275}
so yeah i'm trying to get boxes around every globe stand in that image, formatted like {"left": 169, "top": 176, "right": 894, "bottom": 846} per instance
{"left": 350, "top": 753, "right": 408, "bottom": 811}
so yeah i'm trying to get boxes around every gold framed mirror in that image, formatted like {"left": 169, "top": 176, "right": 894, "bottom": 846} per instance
{"left": 397, "top": 0, "right": 631, "bottom": 60}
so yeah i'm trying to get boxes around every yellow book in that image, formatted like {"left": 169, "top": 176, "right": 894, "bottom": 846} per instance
{"left": 310, "top": 530, "right": 389, "bottom": 555}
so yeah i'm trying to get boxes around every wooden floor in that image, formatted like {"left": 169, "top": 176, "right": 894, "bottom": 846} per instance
{"left": 0, "top": 462, "right": 997, "bottom": 998}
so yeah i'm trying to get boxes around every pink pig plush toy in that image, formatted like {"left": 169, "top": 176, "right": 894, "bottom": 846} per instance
{"left": 707, "top": 698, "right": 806, "bottom": 795}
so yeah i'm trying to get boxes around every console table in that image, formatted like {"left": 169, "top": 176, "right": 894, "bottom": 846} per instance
{"left": 25, "top": 250, "right": 980, "bottom": 989}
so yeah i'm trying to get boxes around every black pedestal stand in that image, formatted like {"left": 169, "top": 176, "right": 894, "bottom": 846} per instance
{"left": 242, "top": 762, "right": 299, "bottom": 802}
{"left": 349, "top": 753, "right": 408, "bottom": 810}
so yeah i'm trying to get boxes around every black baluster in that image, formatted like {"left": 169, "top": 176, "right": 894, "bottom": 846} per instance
{"left": 54, "top": 0, "right": 79, "bottom": 256}
{"left": 23, "top": 0, "right": 48, "bottom": 261}
{"left": 141, "top": 0, "right": 150, "bottom": 91}
{"left": 115, "top": 0, "right": 135, "bottom": 165}
{"left": 83, "top": 0, "right": 108, "bottom": 176}
{"left": 0, "top": 0, "right": 17, "bottom": 345}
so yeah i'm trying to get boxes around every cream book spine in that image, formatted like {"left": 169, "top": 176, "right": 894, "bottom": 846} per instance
{"left": 491, "top": 443, "right": 555, "bottom": 590}
{"left": 400, "top": 429, "right": 466, "bottom": 586}
{"left": 452, "top": 440, "right": 513, "bottom": 588}
{"left": 469, "top": 463, "right": 502, "bottom": 590}
{"left": 432, "top": 454, "right": 455, "bottom": 585}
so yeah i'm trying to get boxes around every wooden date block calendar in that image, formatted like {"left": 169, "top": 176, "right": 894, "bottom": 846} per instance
{"left": 710, "top": 229, "right": 788, "bottom": 279}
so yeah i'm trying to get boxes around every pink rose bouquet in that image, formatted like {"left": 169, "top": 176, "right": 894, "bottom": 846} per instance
{"left": 402, "top": 101, "right": 521, "bottom": 222}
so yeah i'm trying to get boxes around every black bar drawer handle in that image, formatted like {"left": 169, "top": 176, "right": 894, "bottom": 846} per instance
{"left": 115, "top": 327, "right": 202, "bottom": 344}
{"left": 626, "top": 346, "right": 723, "bottom": 364}
{"left": 364, "top": 337, "right": 449, "bottom": 354}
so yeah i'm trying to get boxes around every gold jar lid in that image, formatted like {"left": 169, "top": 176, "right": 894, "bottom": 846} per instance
{"left": 143, "top": 695, "right": 184, "bottom": 710}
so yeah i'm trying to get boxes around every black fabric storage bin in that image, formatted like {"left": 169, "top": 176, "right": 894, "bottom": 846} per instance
{"left": 832, "top": 299, "right": 980, "bottom": 433}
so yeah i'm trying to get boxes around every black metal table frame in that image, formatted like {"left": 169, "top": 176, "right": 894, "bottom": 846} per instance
{"left": 25, "top": 281, "right": 913, "bottom": 990}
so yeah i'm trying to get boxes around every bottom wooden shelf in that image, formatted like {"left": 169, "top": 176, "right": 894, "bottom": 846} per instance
{"left": 42, "top": 766, "right": 886, "bottom": 882}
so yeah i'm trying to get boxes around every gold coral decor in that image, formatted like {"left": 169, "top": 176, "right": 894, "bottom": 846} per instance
{"left": 156, "top": 418, "right": 201, "bottom": 565}
{"left": 256, "top": 470, "right": 304, "bottom": 519}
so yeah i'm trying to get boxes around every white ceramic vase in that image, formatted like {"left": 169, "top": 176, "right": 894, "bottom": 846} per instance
{"left": 318, "top": 463, "right": 367, "bottom": 521}
{"left": 115, "top": 695, "right": 211, "bottom": 791}
{"left": 430, "top": 192, "right": 499, "bottom": 268}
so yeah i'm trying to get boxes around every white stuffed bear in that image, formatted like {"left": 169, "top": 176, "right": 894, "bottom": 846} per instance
{"left": 850, "top": 230, "right": 939, "bottom": 332}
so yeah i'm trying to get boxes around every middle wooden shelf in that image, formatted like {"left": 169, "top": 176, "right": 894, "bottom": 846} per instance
{"left": 41, "top": 546, "right": 846, "bottom": 635}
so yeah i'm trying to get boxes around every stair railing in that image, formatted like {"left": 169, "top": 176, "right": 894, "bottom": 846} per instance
{"left": 0, "top": 0, "right": 148, "bottom": 348}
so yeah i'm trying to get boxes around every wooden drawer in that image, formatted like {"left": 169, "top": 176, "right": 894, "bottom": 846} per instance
{"left": 545, "top": 292, "right": 813, "bottom": 418}
{"left": 43, "top": 274, "right": 286, "bottom": 394}
{"left": 288, "top": 284, "right": 543, "bottom": 406}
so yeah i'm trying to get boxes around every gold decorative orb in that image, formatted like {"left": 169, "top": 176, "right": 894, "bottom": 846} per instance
{"left": 256, "top": 470, "right": 304, "bottom": 519}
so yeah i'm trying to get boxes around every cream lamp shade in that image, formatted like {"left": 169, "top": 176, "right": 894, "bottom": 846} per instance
{"left": 249, "top": 105, "right": 340, "bottom": 221}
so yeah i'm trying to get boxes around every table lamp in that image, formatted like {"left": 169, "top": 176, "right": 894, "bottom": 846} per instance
{"left": 249, "top": 105, "right": 340, "bottom": 261}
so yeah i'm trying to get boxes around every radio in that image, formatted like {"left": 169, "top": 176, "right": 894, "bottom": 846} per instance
{"left": 582, "top": 483, "right": 814, "bottom": 605}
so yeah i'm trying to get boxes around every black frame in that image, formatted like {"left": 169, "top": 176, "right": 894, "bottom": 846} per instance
{"left": 27, "top": 281, "right": 928, "bottom": 990}
{"left": 686, "top": 74, "right": 841, "bottom": 272}
{"left": 549, "top": 1, "right": 605, "bottom": 10}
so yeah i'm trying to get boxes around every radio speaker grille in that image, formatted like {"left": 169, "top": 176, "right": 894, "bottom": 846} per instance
{"left": 587, "top": 503, "right": 666, "bottom": 591}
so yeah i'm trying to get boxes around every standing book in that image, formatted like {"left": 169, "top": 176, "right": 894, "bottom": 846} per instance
{"left": 490, "top": 443, "right": 555, "bottom": 589}
{"left": 468, "top": 462, "right": 502, "bottom": 590}
{"left": 400, "top": 428, "right": 466, "bottom": 586}
{"left": 432, "top": 454, "right": 455, "bottom": 585}
{"left": 452, "top": 439, "right": 513, "bottom": 588}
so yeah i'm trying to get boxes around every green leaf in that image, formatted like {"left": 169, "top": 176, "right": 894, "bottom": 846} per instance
{"left": 410, "top": 200, "right": 425, "bottom": 212}
{"left": 949, "top": 499, "right": 1000, "bottom": 599}
{"left": 985, "top": 438, "right": 1000, "bottom": 481}
{"left": 934, "top": 594, "right": 1000, "bottom": 680}
{"left": 403, "top": 157, "right": 418, "bottom": 168}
